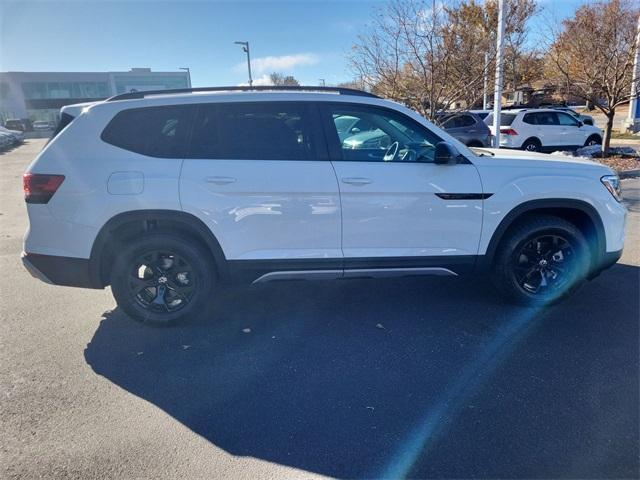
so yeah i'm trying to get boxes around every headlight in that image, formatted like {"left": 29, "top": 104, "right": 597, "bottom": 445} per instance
{"left": 601, "top": 175, "right": 622, "bottom": 202}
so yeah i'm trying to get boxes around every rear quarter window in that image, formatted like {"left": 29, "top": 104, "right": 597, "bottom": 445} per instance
{"left": 101, "top": 105, "right": 194, "bottom": 158}
{"left": 484, "top": 113, "right": 517, "bottom": 126}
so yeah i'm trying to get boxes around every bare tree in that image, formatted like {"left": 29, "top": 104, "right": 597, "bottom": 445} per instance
{"left": 348, "top": 0, "right": 539, "bottom": 117}
{"left": 268, "top": 72, "right": 301, "bottom": 86}
{"left": 546, "top": 0, "right": 639, "bottom": 153}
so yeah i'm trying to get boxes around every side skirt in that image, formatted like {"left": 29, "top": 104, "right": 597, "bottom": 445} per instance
{"left": 227, "top": 256, "right": 477, "bottom": 285}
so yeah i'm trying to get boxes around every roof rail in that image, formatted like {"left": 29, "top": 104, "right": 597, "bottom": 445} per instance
{"left": 106, "top": 85, "right": 380, "bottom": 102}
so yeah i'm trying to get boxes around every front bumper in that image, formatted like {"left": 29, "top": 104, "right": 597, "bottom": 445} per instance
{"left": 21, "top": 252, "right": 97, "bottom": 288}
{"left": 588, "top": 249, "right": 623, "bottom": 280}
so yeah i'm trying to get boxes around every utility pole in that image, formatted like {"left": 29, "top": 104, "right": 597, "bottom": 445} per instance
{"left": 624, "top": 14, "right": 640, "bottom": 133}
{"left": 482, "top": 52, "right": 489, "bottom": 110}
{"left": 492, "top": 0, "right": 506, "bottom": 148}
{"left": 234, "top": 41, "right": 253, "bottom": 87}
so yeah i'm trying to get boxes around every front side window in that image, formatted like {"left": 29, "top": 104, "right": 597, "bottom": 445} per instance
{"left": 557, "top": 112, "right": 579, "bottom": 126}
{"left": 189, "top": 102, "right": 316, "bottom": 160}
{"left": 327, "top": 105, "right": 441, "bottom": 162}
{"left": 101, "top": 105, "right": 194, "bottom": 158}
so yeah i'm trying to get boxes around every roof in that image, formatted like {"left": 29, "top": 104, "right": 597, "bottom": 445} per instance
{"left": 106, "top": 85, "right": 380, "bottom": 102}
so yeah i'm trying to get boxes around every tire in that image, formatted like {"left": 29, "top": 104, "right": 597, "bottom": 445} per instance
{"left": 491, "top": 214, "right": 590, "bottom": 306}
{"left": 584, "top": 135, "right": 602, "bottom": 147}
{"left": 521, "top": 138, "right": 541, "bottom": 152}
{"left": 111, "top": 232, "right": 215, "bottom": 325}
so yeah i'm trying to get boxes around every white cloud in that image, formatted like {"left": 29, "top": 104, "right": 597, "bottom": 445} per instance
{"left": 234, "top": 53, "right": 320, "bottom": 75}
{"left": 238, "top": 74, "right": 273, "bottom": 87}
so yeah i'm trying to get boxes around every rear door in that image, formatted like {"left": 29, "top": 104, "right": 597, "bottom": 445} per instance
{"left": 322, "top": 103, "right": 483, "bottom": 273}
{"left": 179, "top": 101, "right": 342, "bottom": 270}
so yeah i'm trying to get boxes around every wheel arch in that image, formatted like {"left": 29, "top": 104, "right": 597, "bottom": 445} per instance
{"left": 521, "top": 136, "right": 542, "bottom": 149}
{"left": 477, "top": 199, "right": 606, "bottom": 273}
{"left": 89, "top": 209, "right": 228, "bottom": 287}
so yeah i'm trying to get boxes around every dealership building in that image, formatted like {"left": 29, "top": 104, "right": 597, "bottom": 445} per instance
{"left": 0, "top": 68, "right": 191, "bottom": 124}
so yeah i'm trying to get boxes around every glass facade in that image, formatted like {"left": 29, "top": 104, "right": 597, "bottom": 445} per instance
{"left": 0, "top": 70, "right": 190, "bottom": 124}
{"left": 26, "top": 108, "right": 61, "bottom": 122}
{"left": 113, "top": 75, "right": 188, "bottom": 94}
{"left": 21, "top": 81, "right": 109, "bottom": 99}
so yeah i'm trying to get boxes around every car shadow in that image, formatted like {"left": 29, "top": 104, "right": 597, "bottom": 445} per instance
{"left": 85, "top": 265, "right": 639, "bottom": 479}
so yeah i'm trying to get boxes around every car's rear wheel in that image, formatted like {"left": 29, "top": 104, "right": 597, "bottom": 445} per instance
{"left": 111, "top": 232, "right": 215, "bottom": 325}
{"left": 584, "top": 135, "right": 602, "bottom": 147}
{"left": 492, "top": 215, "right": 590, "bottom": 306}
{"left": 521, "top": 138, "right": 541, "bottom": 152}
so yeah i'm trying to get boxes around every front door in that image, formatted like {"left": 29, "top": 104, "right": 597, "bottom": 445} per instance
{"left": 322, "top": 103, "right": 484, "bottom": 273}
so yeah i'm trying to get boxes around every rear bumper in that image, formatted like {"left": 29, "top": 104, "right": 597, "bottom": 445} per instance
{"left": 21, "top": 252, "right": 99, "bottom": 288}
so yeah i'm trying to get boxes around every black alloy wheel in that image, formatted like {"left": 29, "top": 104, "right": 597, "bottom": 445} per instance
{"left": 511, "top": 234, "right": 576, "bottom": 295}
{"left": 111, "top": 232, "right": 215, "bottom": 325}
{"left": 129, "top": 250, "right": 196, "bottom": 313}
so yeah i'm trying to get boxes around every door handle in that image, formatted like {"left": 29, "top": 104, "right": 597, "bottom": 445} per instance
{"left": 342, "top": 177, "right": 372, "bottom": 185}
{"left": 205, "top": 176, "right": 237, "bottom": 185}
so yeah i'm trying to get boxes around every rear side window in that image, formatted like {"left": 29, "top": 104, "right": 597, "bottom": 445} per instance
{"left": 189, "top": 102, "right": 317, "bottom": 160}
{"left": 484, "top": 113, "right": 516, "bottom": 126}
{"left": 101, "top": 105, "right": 194, "bottom": 158}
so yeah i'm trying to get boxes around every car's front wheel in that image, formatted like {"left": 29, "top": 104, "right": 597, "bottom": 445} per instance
{"left": 584, "top": 135, "right": 602, "bottom": 147}
{"left": 492, "top": 215, "right": 590, "bottom": 306}
{"left": 110, "top": 232, "right": 215, "bottom": 325}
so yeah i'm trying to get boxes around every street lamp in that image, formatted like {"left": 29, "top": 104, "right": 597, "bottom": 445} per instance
{"left": 179, "top": 67, "right": 191, "bottom": 88}
{"left": 234, "top": 41, "right": 253, "bottom": 87}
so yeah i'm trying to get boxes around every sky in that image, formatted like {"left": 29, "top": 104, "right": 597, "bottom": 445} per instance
{"left": 0, "top": 0, "right": 600, "bottom": 88}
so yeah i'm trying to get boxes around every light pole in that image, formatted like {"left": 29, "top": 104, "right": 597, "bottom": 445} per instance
{"left": 234, "top": 41, "right": 253, "bottom": 87}
{"left": 318, "top": 78, "right": 326, "bottom": 86}
{"left": 179, "top": 67, "right": 191, "bottom": 88}
{"left": 624, "top": 15, "right": 640, "bottom": 133}
{"left": 492, "top": 0, "right": 506, "bottom": 148}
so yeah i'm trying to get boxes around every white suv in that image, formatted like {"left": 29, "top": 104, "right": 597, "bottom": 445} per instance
{"left": 21, "top": 87, "right": 626, "bottom": 324}
{"left": 485, "top": 109, "right": 603, "bottom": 152}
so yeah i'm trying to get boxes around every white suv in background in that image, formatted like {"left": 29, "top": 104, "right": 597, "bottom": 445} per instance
{"left": 22, "top": 87, "right": 625, "bottom": 325}
{"left": 485, "top": 109, "right": 603, "bottom": 152}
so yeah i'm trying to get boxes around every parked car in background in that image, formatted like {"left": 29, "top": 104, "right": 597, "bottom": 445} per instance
{"left": 0, "top": 125, "right": 25, "bottom": 142}
{"left": 33, "top": 120, "right": 53, "bottom": 131}
{"left": 438, "top": 112, "right": 492, "bottom": 147}
{"left": 5, "top": 119, "right": 27, "bottom": 132}
{"left": 0, "top": 132, "right": 13, "bottom": 150}
{"left": 484, "top": 109, "right": 603, "bottom": 152}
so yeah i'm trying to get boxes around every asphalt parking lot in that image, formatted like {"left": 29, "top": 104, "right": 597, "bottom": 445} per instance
{"left": 1, "top": 140, "right": 639, "bottom": 479}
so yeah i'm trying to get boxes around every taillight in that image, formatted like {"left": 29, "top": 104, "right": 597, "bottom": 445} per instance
{"left": 23, "top": 173, "right": 65, "bottom": 204}
{"left": 500, "top": 128, "right": 518, "bottom": 135}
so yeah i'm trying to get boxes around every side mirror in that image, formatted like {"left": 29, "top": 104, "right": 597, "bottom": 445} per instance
{"left": 577, "top": 121, "right": 583, "bottom": 127}
{"left": 434, "top": 141, "right": 460, "bottom": 165}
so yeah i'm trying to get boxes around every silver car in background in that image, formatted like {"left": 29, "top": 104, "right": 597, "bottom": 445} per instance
{"left": 437, "top": 112, "right": 492, "bottom": 147}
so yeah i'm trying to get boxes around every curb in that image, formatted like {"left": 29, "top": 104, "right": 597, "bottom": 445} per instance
{"left": 619, "top": 169, "right": 640, "bottom": 179}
